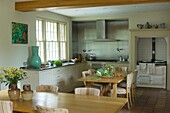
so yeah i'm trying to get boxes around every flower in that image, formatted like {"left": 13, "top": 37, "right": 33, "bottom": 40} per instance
{"left": 0, "top": 67, "right": 28, "bottom": 86}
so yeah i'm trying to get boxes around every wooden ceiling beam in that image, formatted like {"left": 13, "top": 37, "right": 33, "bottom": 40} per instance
{"left": 15, "top": 0, "right": 170, "bottom": 12}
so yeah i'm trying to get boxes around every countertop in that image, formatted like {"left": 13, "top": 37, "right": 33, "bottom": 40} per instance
{"left": 22, "top": 62, "right": 85, "bottom": 71}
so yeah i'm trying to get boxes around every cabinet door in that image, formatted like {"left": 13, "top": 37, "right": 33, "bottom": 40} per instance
{"left": 39, "top": 69, "right": 53, "bottom": 85}
{"left": 137, "top": 76, "right": 150, "bottom": 84}
{"left": 20, "top": 71, "right": 39, "bottom": 90}
{"left": 53, "top": 67, "right": 67, "bottom": 92}
{"left": 65, "top": 65, "right": 78, "bottom": 92}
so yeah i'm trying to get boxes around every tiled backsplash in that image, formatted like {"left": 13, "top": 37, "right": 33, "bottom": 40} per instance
{"left": 84, "top": 41, "right": 129, "bottom": 60}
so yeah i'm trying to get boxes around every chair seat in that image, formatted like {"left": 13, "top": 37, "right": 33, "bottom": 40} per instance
{"left": 117, "top": 87, "right": 126, "bottom": 94}
{"left": 111, "top": 87, "right": 126, "bottom": 94}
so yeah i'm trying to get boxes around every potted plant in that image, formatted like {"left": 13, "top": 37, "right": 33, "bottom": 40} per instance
{"left": 0, "top": 67, "right": 28, "bottom": 100}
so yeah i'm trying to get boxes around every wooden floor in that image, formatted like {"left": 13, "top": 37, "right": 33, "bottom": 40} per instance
{"left": 119, "top": 87, "right": 170, "bottom": 113}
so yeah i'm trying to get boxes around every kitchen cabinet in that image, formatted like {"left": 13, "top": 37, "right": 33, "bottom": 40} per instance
{"left": 20, "top": 70, "right": 39, "bottom": 90}
{"left": 20, "top": 63, "right": 90, "bottom": 92}
{"left": 137, "top": 65, "right": 166, "bottom": 88}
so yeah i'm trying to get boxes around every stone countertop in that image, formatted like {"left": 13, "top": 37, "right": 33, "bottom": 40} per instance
{"left": 23, "top": 62, "right": 86, "bottom": 71}
{"left": 87, "top": 61, "right": 129, "bottom": 64}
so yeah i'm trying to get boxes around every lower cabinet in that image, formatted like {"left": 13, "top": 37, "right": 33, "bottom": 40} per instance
{"left": 20, "top": 71, "right": 39, "bottom": 90}
{"left": 20, "top": 63, "right": 90, "bottom": 92}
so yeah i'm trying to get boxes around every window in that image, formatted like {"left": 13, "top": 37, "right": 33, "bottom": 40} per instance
{"left": 36, "top": 18, "right": 67, "bottom": 63}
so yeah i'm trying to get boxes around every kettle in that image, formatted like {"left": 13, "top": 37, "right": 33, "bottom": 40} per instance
{"left": 88, "top": 53, "right": 96, "bottom": 61}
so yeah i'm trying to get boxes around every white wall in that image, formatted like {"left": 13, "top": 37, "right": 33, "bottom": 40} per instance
{"left": 0, "top": 0, "right": 72, "bottom": 68}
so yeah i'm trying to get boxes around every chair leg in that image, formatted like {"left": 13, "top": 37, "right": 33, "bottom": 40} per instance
{"left": 131, "top": 84, "right": 136, "bottom": 104}
{"left": 131, "top": 85, "right": 134, "bottom": 102}
{"left": 125, "top": 92, "right": 130, "bottom": 110}
{"left": 127, "top": 93, "right": 131, "bottom": 109}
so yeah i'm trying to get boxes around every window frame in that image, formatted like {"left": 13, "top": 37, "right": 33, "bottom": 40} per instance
{"left": 36, "top": 18, "right": 68, "bottom": 63}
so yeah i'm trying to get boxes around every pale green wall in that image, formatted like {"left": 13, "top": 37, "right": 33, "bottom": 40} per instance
{"left": 0, "top": 0, "right": 72, "bottom": 68}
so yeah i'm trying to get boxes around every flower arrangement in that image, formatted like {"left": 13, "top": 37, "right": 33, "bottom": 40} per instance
{"left": 0, "top": 67, "right": 28, "bottom": 86}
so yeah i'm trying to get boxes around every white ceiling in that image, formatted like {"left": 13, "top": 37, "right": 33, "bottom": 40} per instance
{"left": 14, "top": 0, "right": 170, "bottom": 17}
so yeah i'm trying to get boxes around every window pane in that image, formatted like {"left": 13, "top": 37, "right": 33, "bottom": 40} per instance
{"left": 60, "top": 42, "right": 66, "bottom": 60}
{"left": 46, "top": 21, "right": 57, "bottom": 41}
{"left": 59, "top": 23, "right": 66, "bottom": 41}
{"left": 46, "top": 41, "right": 59, "bottom": 61}
{"left": 36, "top": 20, "right": 43, "bottom": 41}
{"left": 37, "top": 41, "right": 44, "bottom": 63}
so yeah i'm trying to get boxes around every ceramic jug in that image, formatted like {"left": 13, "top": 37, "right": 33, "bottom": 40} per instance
{"left": 29, "top": 46, "right": 42, "bottom": 68}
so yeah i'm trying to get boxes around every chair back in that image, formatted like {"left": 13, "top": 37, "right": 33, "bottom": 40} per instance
{"left": 115, "top": 66, "right": 128, "bottom": 73}
{"left": 82, "top": 69, "right": 95, "bottom": 86}
{"left": 132, "top": 69, "right": 138, "bottom": 84}
{"left": 36, "top": 105, "right": 68, "bottom": 113}
{"left": 75, "top": 87, "right": 100, "bottom": 96}
{"left": 0, "top": 101, "right": 13, "bottom": 113}
{"left": 82, "top": 71, "right": 89, "bottom": 86}
{"left": 126, "top": 72, "right": 134, "bottom": 91}
{"left": 36, "top": 85, "right": 59, "bottom": 94}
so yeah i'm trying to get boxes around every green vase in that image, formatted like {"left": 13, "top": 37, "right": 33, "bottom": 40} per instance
{"left": 29, "top": 46, "right": 42, "bottom": 68}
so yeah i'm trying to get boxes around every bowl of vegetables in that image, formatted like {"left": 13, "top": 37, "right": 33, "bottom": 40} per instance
{"left": 96, "top": 64, "right": 114, "bottom": 78}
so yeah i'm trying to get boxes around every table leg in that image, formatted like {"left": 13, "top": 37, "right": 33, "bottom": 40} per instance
{"left": 111, "top": 83, "right": 117, "bottom": 98}
{"left": 100, "top": 83, "right": 110, "bottom": 96}
{"left": 86, "top": 82, "right": 92, "bottom": 87}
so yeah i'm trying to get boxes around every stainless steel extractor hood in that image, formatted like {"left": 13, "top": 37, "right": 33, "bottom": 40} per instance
{"left": 86, "top": 20, "right": 116, "bottom": 42}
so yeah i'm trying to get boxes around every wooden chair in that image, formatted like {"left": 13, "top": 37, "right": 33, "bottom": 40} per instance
{"left": 82, "top": 69, "right": 103, "bottom": 90}
{"left": 36, "top": 85, "right": 59, "bottom": 94}
{"left": 36, "top": 105, "right": 69, "bottom": 113}
{"left": 118, "top": 69, "right": 137, "bottom": 107}
{"left": 111, "top": 72, "right": 134, "bottom": 109}
{"left": 131, "top": 70, "right": 138, "bottom": 103}
{"left": 115, "top": 66, "right": 128, "bottom": 74}
{"left": 74, "top": 87, "right": 100, "bottom": 96}
{"left": 0, "top": 101, "right": 13, "bottom": 113}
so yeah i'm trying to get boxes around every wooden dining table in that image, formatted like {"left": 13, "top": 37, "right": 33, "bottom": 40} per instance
{"left": 0, "top": 90, "right": 127, "bottom": 113}
{"left": 78, "top": 75, "right": 126, "bottom": 98}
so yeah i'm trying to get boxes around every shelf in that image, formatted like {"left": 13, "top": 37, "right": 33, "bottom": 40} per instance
{"left": 130, "top": 28, "right": 170, "bottom": 31}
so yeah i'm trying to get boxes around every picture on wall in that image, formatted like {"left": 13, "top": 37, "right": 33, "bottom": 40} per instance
{"left": 12, "top": 22, "right": 28, "bottom": 44}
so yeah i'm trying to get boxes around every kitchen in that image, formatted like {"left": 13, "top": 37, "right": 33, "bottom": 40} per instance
{"left": 0, "top": 0, "right": 170, "bottom": 112}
